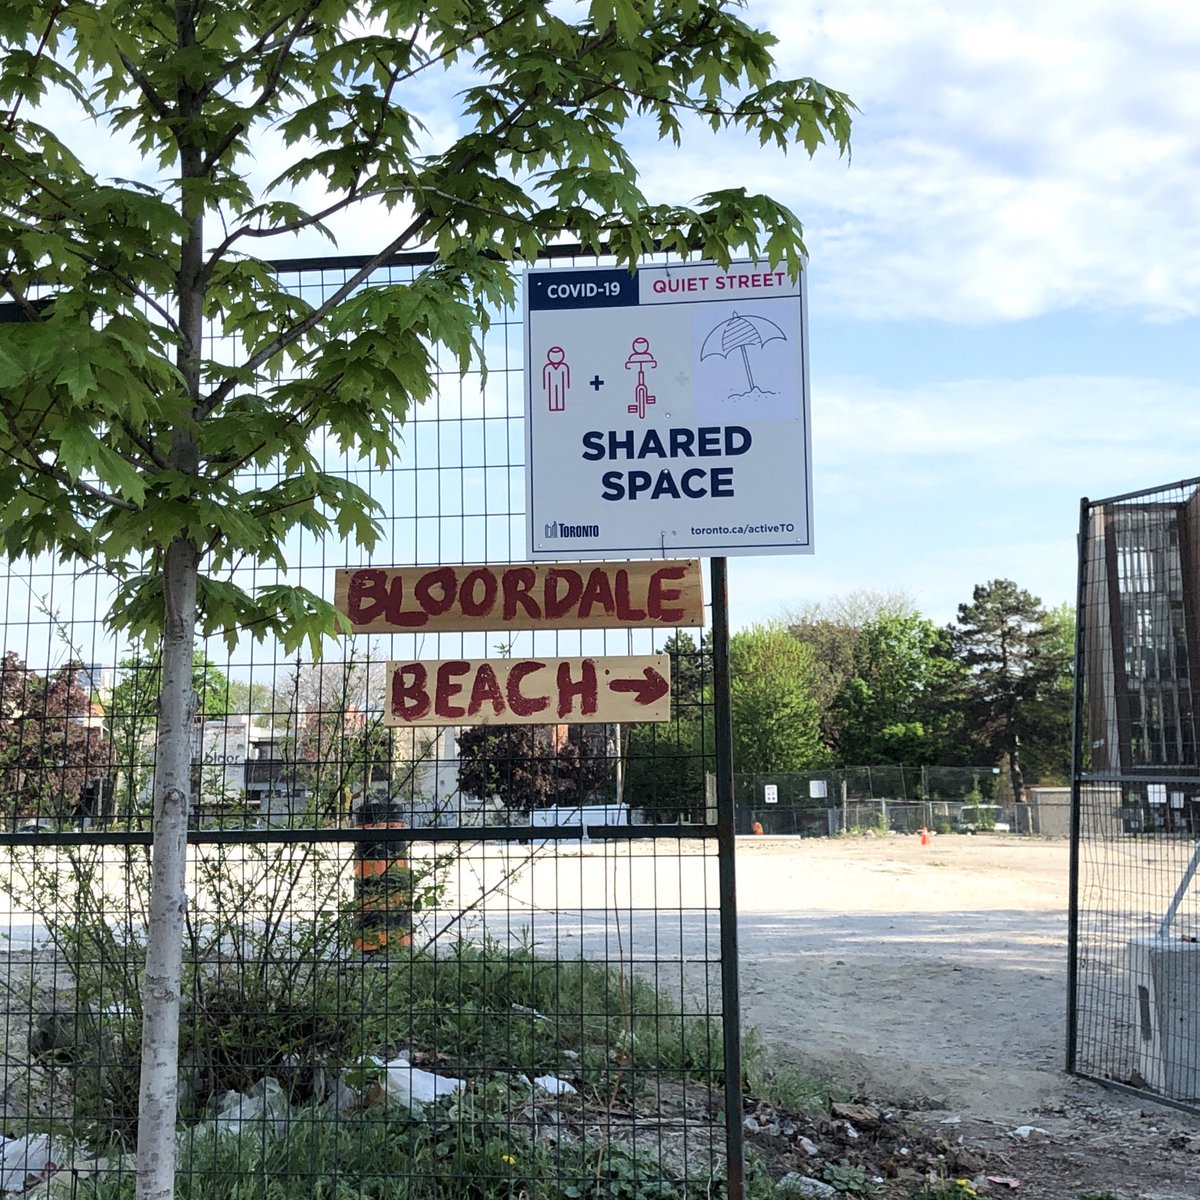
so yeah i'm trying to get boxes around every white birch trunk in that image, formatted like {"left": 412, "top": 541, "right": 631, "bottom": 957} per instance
{"left": 135, "top": 8, "right": 207, "bottom": 1189}
{"left": 135, "top": 536, "right": 199, "bottom": 1200}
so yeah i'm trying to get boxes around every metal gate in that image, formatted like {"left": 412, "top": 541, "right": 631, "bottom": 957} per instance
{"left": 0, "top": 250, "right": 743, "bottom": 1196}
{"left": 1069, "top": 478, "right": 1200, "bottom": 1113}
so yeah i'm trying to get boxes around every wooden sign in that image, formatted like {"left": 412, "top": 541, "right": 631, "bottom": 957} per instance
{"left": 381, "top": 655, "right": 671, "bottom": 726}
{"left": 335, "top": 560, "right": 703, "bottom": 633}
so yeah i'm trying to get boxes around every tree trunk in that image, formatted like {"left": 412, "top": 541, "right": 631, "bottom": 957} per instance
{"left": 135, "top": 536, "right": 199, "bottom": 1200}
{"left": 1008, "top": 734, "right": 1025, "bottom": 809}
{"left": 136, "top": 6, "right": 205, "bottom": 1185}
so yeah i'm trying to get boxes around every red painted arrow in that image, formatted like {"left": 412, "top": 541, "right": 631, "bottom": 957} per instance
{"left": 608, "top": 666, "right": 669, "bottom": 706}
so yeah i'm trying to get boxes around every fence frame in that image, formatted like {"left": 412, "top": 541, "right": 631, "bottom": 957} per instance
{"left": 1068, "top": 477, "right": 1200, "bottom": 1116}
{"left": 0, "top": 245, "right": 747, "bottom": 1195}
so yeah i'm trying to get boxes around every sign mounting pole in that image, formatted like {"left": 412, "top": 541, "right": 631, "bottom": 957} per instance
{"left": 711, "top": 555, "right": 744, "bottom": 1198}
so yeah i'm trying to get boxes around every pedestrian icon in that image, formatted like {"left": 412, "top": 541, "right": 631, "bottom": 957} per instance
{"left": 625, "top": 336, "right": 657, "bottom": 419}
{"left": 543, "top": 345, "right": 571, "bottom": 411}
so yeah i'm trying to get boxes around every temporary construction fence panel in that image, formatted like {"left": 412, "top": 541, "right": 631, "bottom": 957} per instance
{"left": 0, "top": 249, "right": 743, "bottom": 1197}
{"left": 1070, "top": 479, "right": 1200, "bottom": 1114}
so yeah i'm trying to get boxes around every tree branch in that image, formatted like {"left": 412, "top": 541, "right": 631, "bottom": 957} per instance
{"left": 2, "top": 1, "right": 67, "bottom": 135}
{"left": 199, "top": 4, "right": 325, "bottom": 172}
{"left": 116, "top": 48, "right": 173, "bottom": 122}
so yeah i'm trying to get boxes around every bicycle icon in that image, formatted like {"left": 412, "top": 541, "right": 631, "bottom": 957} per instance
{"left": 625, "top": 337, "right": 657, "bottom": 419}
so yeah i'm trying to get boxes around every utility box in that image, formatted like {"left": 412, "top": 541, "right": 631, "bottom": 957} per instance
{"left": 1127, "top": 936, "right": 1200, "bottom": 1100}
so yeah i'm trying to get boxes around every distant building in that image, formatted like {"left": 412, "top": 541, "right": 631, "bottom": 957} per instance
{"left": 1084, "top": 491, "right": 1200, "bottom": 832}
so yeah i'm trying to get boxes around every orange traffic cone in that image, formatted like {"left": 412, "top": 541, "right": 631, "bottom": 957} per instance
{"left": 919, "top": 826, "right": 931, "bottom": 846}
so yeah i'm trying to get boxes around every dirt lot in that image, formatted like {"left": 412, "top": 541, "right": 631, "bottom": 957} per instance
{"left": 730, "top": 834, "right": 1199, "bottom": 1199}
{"left": 460, "top": 832, "right": 1200, "bottom": 1198}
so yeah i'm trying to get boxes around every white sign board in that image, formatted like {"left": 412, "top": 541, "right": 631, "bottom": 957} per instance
{"left": 524, "top": 260, "right": 812, "bottom": 560}
{"left": 764, "top": 783, "right": 779, "bottom": 805}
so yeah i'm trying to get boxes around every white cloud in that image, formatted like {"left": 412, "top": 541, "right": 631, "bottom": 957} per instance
{"left": 724, "top": 370, "right": 1200, "bottom": 628}
{"left": 633, "top": 0, "right": 1200, "bottom": 322}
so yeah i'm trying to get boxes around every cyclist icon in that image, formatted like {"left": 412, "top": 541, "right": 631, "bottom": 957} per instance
{"left": 624, "top": 337, "right": 657, "bottom": 419}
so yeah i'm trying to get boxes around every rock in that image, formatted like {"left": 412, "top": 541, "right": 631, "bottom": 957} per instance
{"left": 831, "top": 1102, "right": 881, "bottom": 1129}
{"left": 776, "top": 1174, "right": 836, "bottom": 1197}
{"left": 797, "top": 1136, "right": 820, "bottom": 1157}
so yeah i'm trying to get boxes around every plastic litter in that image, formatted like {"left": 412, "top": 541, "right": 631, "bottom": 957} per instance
{"left": 0, "top": 1134, "right": 57, "bottom": 1193}
{"left": 533, "top": 1075, "right": 577, "bottom": 1096}
{"left": 382, "top": 1056, "right": 464, "bottom": 1109}
{"left": 211, "top": 1077, "right": 289, "bottom": 1136}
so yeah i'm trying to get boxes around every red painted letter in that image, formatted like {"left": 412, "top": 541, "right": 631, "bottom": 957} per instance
{"left": 502, "top": 568, "right": 541, "bottom": 621}
{"left": 578, "top": 569, "right": 616, "bottom": 619}
{"left": 544, "top": 568, "right": 583, "bottom": 620}
{"left": 647, "top": 565, "right": 687, "bottom": 623}
{"left": 414, "top": 566, "right": 457, "bottom": 618}
{"left": 391, "top": 663, "right": 431, "bottom": 721}
{"left": 614, "top": 569, "right": 647, "bottom": 621}
{"left": 435, "top": 660, "right": 470, "bottom": 718}
{"left": 506, "top": 661, "right": 549, "bottom": 716}
{"left": 556, "top": 659, "right": 598, "bottom": 717}
{"left": 459, "top": 567, "right": 498, "bottom": 618}
{"left": 467, "top": 663, "right": 505, "bottom": 716}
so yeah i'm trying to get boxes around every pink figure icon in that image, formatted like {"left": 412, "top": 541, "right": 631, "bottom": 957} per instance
{"left": 625, "top": 336, "right": 657, "bottom": 419}
{"left": 543, "top": 346, "right": 570, "bottom": 412}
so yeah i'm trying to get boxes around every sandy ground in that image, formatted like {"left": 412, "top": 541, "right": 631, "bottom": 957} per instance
{"left": 731, "top": 834, "right": 1072, "bottom": 1118}
{"left": 445, "top": 832, "right": 1073, "bottom": 1119}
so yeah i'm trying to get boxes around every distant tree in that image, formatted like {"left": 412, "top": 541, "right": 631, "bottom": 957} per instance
{"left": 952, "top": 580, "right": 1072, "bottom": 802}
{"left": 830, "top": 612, "right": 963, "bottom": 770}
{"left": 107, "top": 651, "right": 235, "bottom": 809}
{"left": 0, "top": 653, "right": 111, "bottom": 823}
{"left": 624, "top": 717, "right": 713, "bottom": 823}
{"left": 456, "top": 724, "right": 613, "bottom": 815}
{"left": 620, "top": 631, "right": 713, "bottom": 822}
{"left": 1017, "top": 601, "right": 1076, "bottom": 785}
{"left": 223, "top": 677, "right": 279, "bottom": 721}
{"left": 729, "top": 624, "right": 825, "bottom": 772}
{"left": 786, "top": 590, "right": 916, "bottom": 750}
{"left": 279, "top": 658, "right": 398, "bottom": 818}
{"left": 658, "top": 630, "right": 712, "bottom": 719}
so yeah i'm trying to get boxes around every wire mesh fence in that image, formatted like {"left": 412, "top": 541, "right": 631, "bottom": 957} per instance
{"left": 0, "top": 250, "right": 736, "bottom": 1195}
{"left": 1070, "top": 478, "right": 1200, "bottom": 1114}
{"left": 730, "top": 768, "right": 1069, "bottom": 837}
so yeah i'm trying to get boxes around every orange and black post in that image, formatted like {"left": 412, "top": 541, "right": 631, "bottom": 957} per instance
{"left": 353, "top": 798, "right": 412, "bottom": 952}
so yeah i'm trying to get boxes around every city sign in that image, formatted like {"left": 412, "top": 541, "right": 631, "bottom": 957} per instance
{"left": 525, "top": 259, "right": 812, "bottom": 560}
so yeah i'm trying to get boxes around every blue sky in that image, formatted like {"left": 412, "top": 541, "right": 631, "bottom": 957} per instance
{"left": 676, "top": 0, "right": 1200, "bottom": 626}
{"left": 26, "top": 0, "right": 1200, "bottom": 639}
{"left": 332, "top": 0, "right": 1200, "bottom": 627}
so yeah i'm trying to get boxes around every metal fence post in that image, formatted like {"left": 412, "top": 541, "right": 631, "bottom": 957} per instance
{"left": 711, "top": 556, "right": 744, "bottom": 1199}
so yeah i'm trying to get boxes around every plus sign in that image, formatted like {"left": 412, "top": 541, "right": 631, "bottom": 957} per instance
{"left": 589, "top": 375, "right": 605, "bottom": 391}
{"left": 674, "top": 371, "right": 690, "bottom": 387}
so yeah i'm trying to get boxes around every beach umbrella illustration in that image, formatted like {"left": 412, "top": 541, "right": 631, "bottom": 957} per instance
{"left": 699, "top": 312, "right": 787, "bottom": 391}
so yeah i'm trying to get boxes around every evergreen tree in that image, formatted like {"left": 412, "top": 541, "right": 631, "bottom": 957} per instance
{"left": 951, "top": 580, "right": 1072, "bottom": 802}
